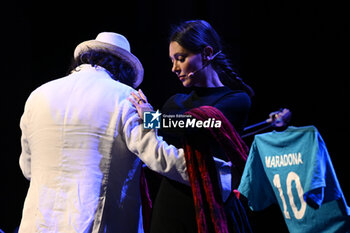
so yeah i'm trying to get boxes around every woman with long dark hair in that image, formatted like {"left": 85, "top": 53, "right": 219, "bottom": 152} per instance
{"left": 131, "top": 20, "right": 253, "bottom": 233}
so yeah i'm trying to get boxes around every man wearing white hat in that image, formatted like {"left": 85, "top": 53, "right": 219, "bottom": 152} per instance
{"left": 18, "top": 32, "right": 188, "bottom": 233}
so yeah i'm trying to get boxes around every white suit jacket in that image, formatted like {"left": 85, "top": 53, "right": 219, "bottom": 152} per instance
{"left": 18, "top": 65, "right": 188, "bottom": 233}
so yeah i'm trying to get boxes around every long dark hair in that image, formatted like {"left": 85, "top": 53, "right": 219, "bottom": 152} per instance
{"left": 69, "top": 49, "right": 136, "bottom": 87}
{"left": 170, "top": 20, "right": 254, "bottom": 97}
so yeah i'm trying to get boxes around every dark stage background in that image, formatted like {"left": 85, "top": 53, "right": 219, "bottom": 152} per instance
{"left": 2, "top": 0, "right": 348, "bottom": 232}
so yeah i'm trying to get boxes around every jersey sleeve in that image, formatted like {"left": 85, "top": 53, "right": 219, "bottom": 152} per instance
{"left": 302, "top": 129, "right": 326, "bottom": 208}
{"left": 238, "top": 140, "right": 276, "bottom": 211}
{"left": 304, "top": 128, "right": 346, "bottom": 209}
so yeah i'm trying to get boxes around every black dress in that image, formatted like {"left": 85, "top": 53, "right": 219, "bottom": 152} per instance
{"left": 149, "top": 86, "right": 252, "bottom": 233}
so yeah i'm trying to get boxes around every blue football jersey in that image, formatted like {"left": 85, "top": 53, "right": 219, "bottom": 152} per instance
{"left": 238, "top": 126, "right": 350, "bottom": 233}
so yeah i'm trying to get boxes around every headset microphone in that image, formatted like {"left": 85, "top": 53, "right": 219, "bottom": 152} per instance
{"left": 187, "top": 50, "right": 222, "bottom": 79}
{"left": 187, "top": 66, "right": 205, "bottom": 79}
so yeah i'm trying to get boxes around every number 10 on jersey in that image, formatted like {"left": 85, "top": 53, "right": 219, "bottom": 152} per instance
{"left": 273, "top": 171, "right": 307, "bottom": 220}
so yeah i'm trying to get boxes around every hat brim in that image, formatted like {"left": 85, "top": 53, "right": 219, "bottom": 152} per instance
{"left": 74, "top": 40, "right": 144, "bottom": 88}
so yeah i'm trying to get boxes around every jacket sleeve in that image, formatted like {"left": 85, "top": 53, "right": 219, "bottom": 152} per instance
{"left": 120, "top": 99, "right": 189, "bottom": 184}
{"left": 19, "top": 95, "right": 33, "bottom": 180}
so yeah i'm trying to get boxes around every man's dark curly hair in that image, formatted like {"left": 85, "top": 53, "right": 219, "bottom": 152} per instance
{"left": 69, "top": 48, "right": 136, "bottom": 87}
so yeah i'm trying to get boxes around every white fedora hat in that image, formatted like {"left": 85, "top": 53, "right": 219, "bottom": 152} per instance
{"left": 74, "top": 32, "right": 144, "bottom": 88}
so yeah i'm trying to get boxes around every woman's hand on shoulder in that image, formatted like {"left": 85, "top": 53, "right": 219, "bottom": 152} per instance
{"left": 128, "top": 89, "right": 154, "bottom": 120}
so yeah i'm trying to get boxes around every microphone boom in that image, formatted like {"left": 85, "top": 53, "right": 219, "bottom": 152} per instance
{"left": 186, "top": 50, "right": 221, "bottom": 79}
